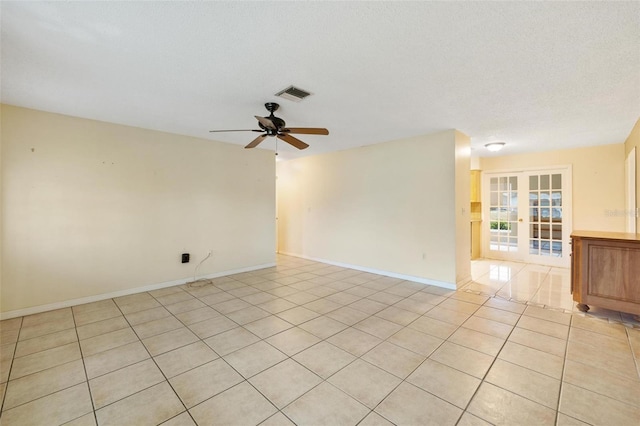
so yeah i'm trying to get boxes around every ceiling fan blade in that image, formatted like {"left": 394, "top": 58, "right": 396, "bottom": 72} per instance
{"left": 277, "top": 133, "right": 309, "bottom": 150}
{"left": 209, "top": 129, "right": 262, "bottom": 133}
{"left": 245, "top": 134, "right": 267, "bottom": 149}
{"left": 255, "top": 116, "right": 277, "bottom": 130}
{"left": 282, "top": 128, "right": 329, "bottom": 135}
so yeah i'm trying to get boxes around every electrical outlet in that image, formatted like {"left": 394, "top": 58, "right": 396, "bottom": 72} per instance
{"left": 181, "top": 253, "right": 190, "bottom": 263}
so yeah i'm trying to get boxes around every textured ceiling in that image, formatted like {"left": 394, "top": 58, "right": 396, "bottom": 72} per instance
{"left": 1, "top": 1, "right": 639, "bottom": 160}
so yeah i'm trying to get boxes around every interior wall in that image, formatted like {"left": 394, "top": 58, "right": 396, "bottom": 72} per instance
{"left": 470, "top": 155, "right": 481, "bottom": 170}
{"left": 624, "top": 117, "right": 640, "bottom": 230}
{"left": 1, "top": 105, "right": 275, "bottom": 314}
{"left": 277, "top": 130, "right": 463, "bottom": 287}
{"left": 455, "top": 131, "right": 471, "bottom": 283}
{"left": 0, "top": 106, "right": 3, "bottom": 298}
{"left": 481, "top": 143, "right": 626, "bottom": 233}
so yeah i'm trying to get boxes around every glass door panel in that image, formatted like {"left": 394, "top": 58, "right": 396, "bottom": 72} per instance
{"left": 484, "top": 168, "right": 571, "bottom": 267}
{"left": 528, "top": 172, "right": 563, "bottom": 258}
{"left": 488, "top": 175, "right": 519, "bottom": 255}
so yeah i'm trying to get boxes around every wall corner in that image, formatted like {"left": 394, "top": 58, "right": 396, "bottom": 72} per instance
{"left": 454, "top": 130, "right": 471, "bottom": 286}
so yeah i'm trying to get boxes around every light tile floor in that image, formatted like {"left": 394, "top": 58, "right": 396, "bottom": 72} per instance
{"left": 466, "top": 259, "right": 640, "bottom": 324}
{"left": 0, "top": 255, "right": 639, "bottom": 425}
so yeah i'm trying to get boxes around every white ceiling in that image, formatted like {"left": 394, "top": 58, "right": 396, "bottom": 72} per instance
{"left": 1, "top": 1, "right": 639, "bottom": 161}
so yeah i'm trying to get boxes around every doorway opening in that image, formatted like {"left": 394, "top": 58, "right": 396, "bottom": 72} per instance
{"left": 482, "top": 166, "right": 572, "bottom": 268}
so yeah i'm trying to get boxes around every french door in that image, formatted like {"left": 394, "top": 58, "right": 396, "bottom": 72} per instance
{"left": 482, "top": 167, "right": 572, "bottom": 267}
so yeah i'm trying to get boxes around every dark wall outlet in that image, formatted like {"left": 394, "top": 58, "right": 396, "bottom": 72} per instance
{"left": 181, "top": 253, "right": 190, "bottom": 263}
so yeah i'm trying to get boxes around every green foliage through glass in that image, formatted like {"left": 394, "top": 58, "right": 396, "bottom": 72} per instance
{"left": 490, "top": 221, "right": 511, "bottom": 230}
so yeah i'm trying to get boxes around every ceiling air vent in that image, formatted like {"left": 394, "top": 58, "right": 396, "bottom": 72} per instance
{"left": 275, "top": 86, "right": 312, "bottom": 102}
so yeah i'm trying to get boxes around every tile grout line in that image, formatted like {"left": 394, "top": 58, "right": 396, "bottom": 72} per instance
{"left": 555, "top": 314, "right": 573, "bottom": 426}
{"left": 79, "top": 296, "right": 195, "bottom": 423}
{"left": 209, "top": 276, "right": 422, "bottom": 424}
{"left": 1, "top": 316, "right": 99, "bottom": 416}
{"left": 82, "top": 289, "right": 229, "bottom": 422}
{"left": 184, "top": 274, "right": 326, "bottom": 425}
{"left": 345, "top": 288, "right": 524, "bottom": 423}
{"left": 214, "top": 268, "right": 342, "bottom": 425}
{"left": 625, "top": 326, "right": 640, "bottom": 382}
{"left": 153, "top": 276, "right": 311, "bottom": 425}
{"left": 275, "top": 261, "right": 541, "bottom": 422}
{"left": 192, "top": 311, "right": 290, "bottom": 423}
{"left": 69, "top": 307, "right": 99, "bottom": 426}
{"left": 11, "top": 266, "right": 388, "bottom": 419}
{"left": 249, "top": 293, "right": 379, "bottom": 423}
{"left": 1, "top": 290, "right": 480, "bottom": 416}
{"left": 186, "top": 276, "right": 525, "bottom": 424}
{"left": 453, "top": 299, "right": 524, "bottom": 425}
{"left": 132, "top": 288, "right": 204, "bottom": 425}
{"left": 315, "top": 290, "right": 478, "bottom": 424}
{"left": 2, "top": 258, "right": 638, "bottom": 425}
{"left": 0, "top": 317, "right": 22, "bottom": 418}
{"left": 2, "top": 323, "right": 92, "bottom": 415}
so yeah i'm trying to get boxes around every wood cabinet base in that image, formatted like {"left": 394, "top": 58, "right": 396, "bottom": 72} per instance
{"left": 571, "top": 231, "right": 640, "bottom": 315}
{"left": 576, "top": 303, "right": 589, "bottom": 312}
{"left": 571, "top": 231, "right": 640, "bottom": 316}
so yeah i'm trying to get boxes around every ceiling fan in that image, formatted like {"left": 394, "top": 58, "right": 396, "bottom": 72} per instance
{"left": 209, "top": 102, "right": 329, "bottom": 150}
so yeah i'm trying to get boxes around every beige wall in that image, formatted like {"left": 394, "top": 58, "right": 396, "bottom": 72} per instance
{"left": 1, "top": 105, "right": 275, "bottom": 314}
{"left": 277, "top": 130, "right": 469, "bottom": 288}
{"left": 0, "top": 106, "right": 3, "bottom": 297}
{"left": 624, "top": 117, "right": 640, "bottom": 230}
{"left": 455, "top": 131, "right": 471, "bottom": 283}
{"left": 481, "top": 143, "right": 626, "bottom": 233}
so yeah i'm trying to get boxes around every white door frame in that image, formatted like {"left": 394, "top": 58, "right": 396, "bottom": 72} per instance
{"left": 481, "top": 165, "right": 572, "bottom": 268}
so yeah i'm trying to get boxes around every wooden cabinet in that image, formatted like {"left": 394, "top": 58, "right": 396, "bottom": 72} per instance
{"left": 470, "top": 170, "right": 481, "bottom": 203}
{"left": 471, "top": 221, "right": 481, "bottom": 259}
{"left": 571, "top": 231, "right": 640, "bottom": 315}
{"left": 470, "top": 170, "right": 482, "bottom": 259}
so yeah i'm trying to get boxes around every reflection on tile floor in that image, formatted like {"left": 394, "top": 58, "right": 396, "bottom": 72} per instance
{"left": 1, "top": 254, "right": 639, "bottom": 425}
{"left": 466, "top": 259, "right": 640, "bottom": 326}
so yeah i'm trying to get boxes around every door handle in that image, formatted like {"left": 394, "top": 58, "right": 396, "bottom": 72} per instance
{"left": 518, "top": 218, "right": 523, "bottom": 222}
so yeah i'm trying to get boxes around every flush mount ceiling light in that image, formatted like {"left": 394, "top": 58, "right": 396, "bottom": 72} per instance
{"left": 485, "top": 142, "right": 506, "bottom": 152}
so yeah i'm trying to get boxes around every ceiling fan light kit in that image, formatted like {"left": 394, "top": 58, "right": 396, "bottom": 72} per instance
{"left": 485, "top": 142, "right": 506, "bottom": 152}
{"left": 209, "top": 102, "right": 328, "bottom": 150}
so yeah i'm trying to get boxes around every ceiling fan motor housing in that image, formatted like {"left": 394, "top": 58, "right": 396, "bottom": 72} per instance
{"left": 264, "top": 102, "right": 280, "bottom": 113}
{"left": 261, "top": 116, "right": 285, "bottom": 133}
{"left": 259, "top": 103, "right": 286, "bottom": 135}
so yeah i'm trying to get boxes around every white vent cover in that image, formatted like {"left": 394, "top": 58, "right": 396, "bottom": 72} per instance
{"left": 275, "top": 86, "right": 312, "bottom": 102}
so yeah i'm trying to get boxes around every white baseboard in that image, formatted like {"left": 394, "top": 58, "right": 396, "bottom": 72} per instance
{"left": 0, "top": 262, "right": 276, "bottom": 320}
{"left": 279, "top": 252, "right": 456, "bottom": 290}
